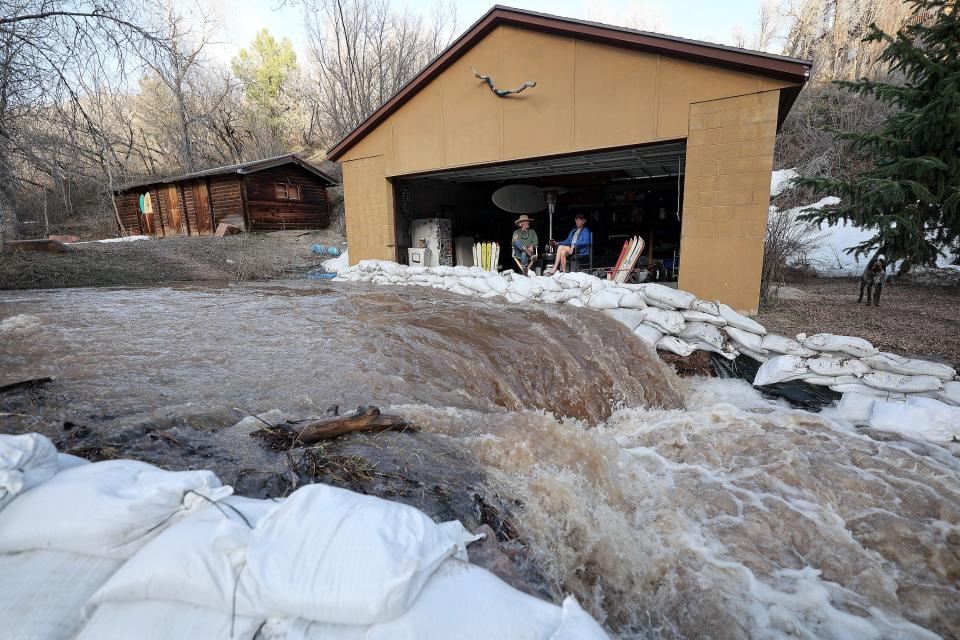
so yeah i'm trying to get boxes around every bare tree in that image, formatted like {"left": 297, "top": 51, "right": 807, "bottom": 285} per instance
{"left": 302, "top": 0, "right": 458, "bottom": 146}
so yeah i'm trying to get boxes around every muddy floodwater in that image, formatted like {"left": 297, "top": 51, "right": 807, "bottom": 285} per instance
{"left": 1, "top": 281, "right": 959, "bottom": 639}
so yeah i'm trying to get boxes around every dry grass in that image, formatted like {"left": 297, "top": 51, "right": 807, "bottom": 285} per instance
{"left": 757, "top": 277, "right": 960, "bottom": 365}
{"left": 0, "top": 230, "right": 344, "bottom": 290}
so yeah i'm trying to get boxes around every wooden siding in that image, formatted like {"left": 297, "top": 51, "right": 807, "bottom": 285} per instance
{"left": 116, "top": 192, "right": 142, "bottom": 235}
{"left": 209, "top": 175, "right": 245, "bottom": 228}
{"left": 244, "top": 165, "right": 330, "bottom": 231}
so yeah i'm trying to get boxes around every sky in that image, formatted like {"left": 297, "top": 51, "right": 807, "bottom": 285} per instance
{"left": 215, "top": 0, "right": 779, "bottom": 63}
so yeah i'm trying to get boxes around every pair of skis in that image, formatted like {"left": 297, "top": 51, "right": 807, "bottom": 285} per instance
{"left": 609, "top": 236, "right": 645, "bottom": 283}
{"left": 472, "top": 242, "right": 500, "bottom": 271}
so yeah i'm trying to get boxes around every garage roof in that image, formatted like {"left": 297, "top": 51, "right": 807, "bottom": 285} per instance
{"left": 327, "top": 5, "right": 812, "bottom": 162}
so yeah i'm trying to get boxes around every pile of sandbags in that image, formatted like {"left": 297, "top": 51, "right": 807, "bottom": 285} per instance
{"left": 0, "top": 433, "right": 607, "bottom": 640}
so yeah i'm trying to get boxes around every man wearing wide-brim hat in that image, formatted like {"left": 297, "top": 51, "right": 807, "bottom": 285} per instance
{"left": 512, "top": 215, "right": 539, "bottom": 275}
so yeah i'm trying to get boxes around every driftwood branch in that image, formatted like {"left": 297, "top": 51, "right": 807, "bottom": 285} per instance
{"left": 252, "top": 406, "right": 416, "bottom": 448}
{"left": 471, "top": 67, "right": 536, "bottom": 97}
{"left": 0, "top": 377, "right": 54, "bottom": 393}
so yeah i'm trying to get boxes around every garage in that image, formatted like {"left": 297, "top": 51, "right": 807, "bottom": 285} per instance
{"left": 328, "top": 6, "right": 810, "bottom": 313}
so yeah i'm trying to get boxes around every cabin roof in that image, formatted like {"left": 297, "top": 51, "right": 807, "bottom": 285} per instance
{"left": 117, "top": 154, "right": 338, "bottom": 192}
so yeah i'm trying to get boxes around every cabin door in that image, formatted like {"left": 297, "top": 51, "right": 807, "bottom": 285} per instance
{"left": 192, "top": 181, "right": 214, "bottom": 234}
{"left": 165, "top": 185, "right": 185, "bottom": 235}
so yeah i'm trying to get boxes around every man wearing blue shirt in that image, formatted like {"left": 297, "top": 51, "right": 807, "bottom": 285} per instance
{"left": 545, "top": 213, "right": 591, "bottom": 274}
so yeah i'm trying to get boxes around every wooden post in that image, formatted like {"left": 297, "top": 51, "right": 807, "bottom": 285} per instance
{"left": 239, "top": 176, "right": 250, "bottom": 232}
{"left": 177, "top": 182, "right": 191, "bottom": 236}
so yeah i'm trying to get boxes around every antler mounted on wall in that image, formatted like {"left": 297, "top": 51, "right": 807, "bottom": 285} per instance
{"left": 471, "top": 66, "right": 536, "bottom": 97}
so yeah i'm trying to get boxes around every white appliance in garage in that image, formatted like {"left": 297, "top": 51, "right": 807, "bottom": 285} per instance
{"left": 409, "top": 218, "right": 453, "bottom": 267}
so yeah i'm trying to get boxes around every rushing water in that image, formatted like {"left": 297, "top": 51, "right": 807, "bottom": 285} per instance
{"left": 1, "top": 281, "right": 958, "bottom": 639}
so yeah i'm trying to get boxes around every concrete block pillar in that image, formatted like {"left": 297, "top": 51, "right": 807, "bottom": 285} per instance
{"left": 678, "top": 90, "right": 780, "bottom": 314}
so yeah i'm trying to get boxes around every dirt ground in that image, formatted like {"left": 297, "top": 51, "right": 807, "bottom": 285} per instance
{"left": 757, "top": 276, "right": 960, "bottom": 366}
{"left": 0, "top": 230, "right": 345, "bottom": 290}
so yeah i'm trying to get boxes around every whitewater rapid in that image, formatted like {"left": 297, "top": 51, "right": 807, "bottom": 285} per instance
{"left": 1, "top": 281, "right": 958, "bottom": 638}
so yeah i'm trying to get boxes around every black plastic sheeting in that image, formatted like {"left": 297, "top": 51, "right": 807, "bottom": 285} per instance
{"left": 710, "top": 354, "right": 841, "bottom": 412}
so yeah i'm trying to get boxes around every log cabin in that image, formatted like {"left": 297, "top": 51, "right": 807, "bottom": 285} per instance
{"left": 113, "top": 155, "right": 338, "bottom": 237}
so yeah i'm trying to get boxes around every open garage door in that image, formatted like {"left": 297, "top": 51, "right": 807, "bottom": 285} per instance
{"left": 392, "top": 141, "right": 686, "bottom": 282}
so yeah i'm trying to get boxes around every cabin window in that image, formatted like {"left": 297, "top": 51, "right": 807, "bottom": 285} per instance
{"left": 275, "top": 183, "right": 301, "bottom": 201}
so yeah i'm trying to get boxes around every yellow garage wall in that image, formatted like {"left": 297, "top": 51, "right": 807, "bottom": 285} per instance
{"left": 338, "top": 25, "right": 794, "bottom": 174}
{"left": 342, "top": 155, "right": 396, "bottom": 262}
{"left": 678, "top": 91, "right": 780, "bottom": 314}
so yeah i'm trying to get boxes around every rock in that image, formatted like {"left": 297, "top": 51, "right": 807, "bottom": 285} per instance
{"left": 896, "top": 265, "right": 960, "bottom": 288}
{"left": 48, "top": 234, "right": 80, "bottom": 243}
{"left": 215, "top": 223, "right": 242, "bottom": 237}
{"left": 467, "top": 525, "right": 539, "bottom": 597}
{"left": 3, "top": 239, "right": 71, "bottom": 253}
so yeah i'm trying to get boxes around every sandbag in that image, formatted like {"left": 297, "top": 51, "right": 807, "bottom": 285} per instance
{"left": 861, "top": 371, "right": 943, "bottom": 393}
{"left": 586, "top": 290, "right": 623, "bottom": 310}
{"left": 802, "top": 333, "right": 878, "bottom": 358}
{"left": 860, "top": 352, "right": 956, "bottom": 381}
{"left": 868, "top": 397, "right": 960, "bottom": 442}
{"left": 827, "top": 383, "right": 908, "bottom": 401}
{"left": 640, "top": 283, "right": 697, "bottom": 309}
{"left": 619, "top": 292, "right": 648, "bottom": 309}
{"left": 485, "top": 276, "right": 509, "bottom": 294}
{"left": 89, "top": 497, "right": 277, "bottom": 615}
{"left": 760, "top": 334, "right": 817, "bottom": 357}
{"left": 938, "top": 381, "right": 960, "bottom": 406}
{"left": 459, "top": 277, "right": 492, "bottom": 294}
{"left": 807, "top": 356, "right": 871, "bottom": 378}
{"left": 446, "top": 284, "right": 474, "bottom": 297}
{"left": 681, "top": 310, "right": 726, "bottom": 326}
{"left": 603, "top": 308, "right": 647, "bottom": 332}
{"left": 541, "top": 289, "right": 582, "bottom": 304}
{"left": 0, "top": 433, "right": 59, "bottom": 510}
{"left": 633, "top": 324, "right": 664, "bottom": 348}
{"left": 504, "top": 292, "right": 528, "bottom": 304}
{"left": 241, "top": 484, "right": 480, "bottom": 625}
{"left": 803, "top": 375, "right": 862, "bottom": 387}
{"left": 718, "top": 304, "right": 766, "bottom": 335}
{"left": 0, "top": 550, "right": 122, "bottom": 640}
{"left": 532, "top": 276, "right": 563, "bottom": 293}
{"left": 656, "top": 336, "right": 695, "bottom": 357}
{"left": 679, "top": 322, "right": 725, "bottom": 351}
{"left": 689, "top": 299, "right": 721, "bottom": 316}
{"left": 724, "top": 326, "right": 765, "bottom": 353}
{"left": 75, "top": 600, "right": 263, "bottom": 640}
{"left": 566, "top": 297, "right": 585, "bottom": 308}
{"left": 0, "top": 460, "right": 231, "bottom": 559}
{"left": 832, "top": 393, "right": 876, "bottom": 424}
{"left": 640, "top": 308, "right": 686, "bottom": 334}
{"left": 752, "top": 355, "right": 810, "bottom": 386}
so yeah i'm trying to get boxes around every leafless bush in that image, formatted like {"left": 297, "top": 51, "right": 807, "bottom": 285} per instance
{"left": 761, "top": 207, "right": 826, "bottom": 304}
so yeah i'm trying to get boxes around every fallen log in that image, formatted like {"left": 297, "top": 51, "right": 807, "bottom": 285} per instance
{"left": 252, "top": 405, "right": 416, "bottom": 448}
{"left": 0, "top": 376, "right": 54, "bottom": 393}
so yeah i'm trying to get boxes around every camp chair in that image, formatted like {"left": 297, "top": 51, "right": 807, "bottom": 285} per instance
{"left": 512, "top": 246, "right": 538, "bottom": 275}
{"left": 567, "top": 239, "right": 593, "bottom": 273}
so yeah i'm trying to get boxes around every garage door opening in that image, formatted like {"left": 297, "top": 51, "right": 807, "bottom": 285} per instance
{"left": 392, "top": 141, "right": 686, "bottom": 282}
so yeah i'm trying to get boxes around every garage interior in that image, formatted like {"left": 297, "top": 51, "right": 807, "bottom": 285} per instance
{"left": 393, "top": 141, "right": 686, "bottom": 281}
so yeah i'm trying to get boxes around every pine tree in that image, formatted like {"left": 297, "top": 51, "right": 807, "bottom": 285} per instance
{"left": 796, "top": 0, "right": 960, "bottom": 271}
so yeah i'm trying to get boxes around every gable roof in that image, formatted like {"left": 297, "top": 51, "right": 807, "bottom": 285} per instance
{"left": 327, "top": 5, "right": 812, "bottom": 162}
{"left": 118, "top": 154, "right": 338, "bottom": 192}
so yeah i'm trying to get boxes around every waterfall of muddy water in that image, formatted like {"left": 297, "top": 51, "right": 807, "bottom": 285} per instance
{"left": 2, "top": 281, "right": 959, "bottom": 639}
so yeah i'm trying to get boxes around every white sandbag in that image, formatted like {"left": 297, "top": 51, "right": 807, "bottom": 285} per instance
{"left": 656, "top": 336, "right": 695, "bottom": 357}
{"left": 802, "top": 333, "right": 878, "bottom": 358}
{"left": 541, "top": 289, "right": 581, "bottom": 304}
{"left": 507, "top": 278, "right": 544, "bottom": 299}
{"left": 681, "top": 310, "right": 726, "bottom": 326}
{"left": 803, "top": 375, "right": 862, "bottom": 387}
{"left": 689, "top": 299, "right": 721, "bottom": 316}
{"left": 89, "top": 496, "right": 277, "bottom": 614}
{"left": 57, "top": 452, "right": 89, "bottom": 471}
{"left": 586, "top": 290, "right": 622, "bottom": 310}
{"left": 861, "top": 371, "right": 943, "bottom": 393}
{"left": 640, "top": 283, "right": 697, "bottom": 309}
{"left": 241, "top": 484, "right": 480, "bottom": 625}
{"left": 718, "top": 304, "right": 767, "bottom": 335}
{"left": 0, "top": 459, "right": 231, "bottom": 559}
{"left": 557, "top": 271, "right": 601, "bottom": 290}
{"left": 364, "top": 559, "right": 567, "bottom": 640}
{"left": 0, "top": 550, "right": 122, "bottom": 640}
{"left": 603, "top": 308, "right": 647, "bottom": 332}
{"left": 643, "top": 298, "right": 678, "bottom": 310}
{"left": 0, "top": 433, "right": 59, "bottom": 509}
{"left": 807, "top": 356, "right": 871, "bottom": 378}
{"left": 553, "top": 597, "right": 610, "bottom": 640}
{"left": 459, "top": 277, "right": 492, "bottom": 294}
{"left": 640, "top": 308, "right": 686, "bottom": 334}
{"left": 860, "top": 352, "right": 956, "bottom": 381}
{"left": 724, "top": 326, "right": 765, "bottom": 353}
{"left": 532, "top": 276, "right": 563, "bottom": 293}
{"left": 504, "top": 292, "right": 528, "bottom": 304}
{"left": 485, "top": 276, "right": 508, "bottom": 294}
{"left": 446, "top": 284, "right": 474, "bottom": 297}
{"left": 752, "top": 355, "right": 810, "bottom": 386}
{"left": 833, "top": 393, "right": 876, "bottom": 424}
{"left": 760, "top": 334, "right": 817, "bottom": 357}
{"left": 618, "top": 292, "right": 648, "bottom": 309}
{"left": 633, "top": 324, "right": 664, "bottom": 347}
{"left": 937, "top": 381, "right": 960, "bottom": 406}
{"left": 828, "top": 383, "right": 908, "bottom": 400}
{"left": 566, "top": 297, "right": 585, "bottom": 308}
{"left": 867, "top": 397, "right": 960, "bottom": 442}
{"left": 75, "top": 600, "right": 263, "bottom": 640}
{"left": 451, "top": 265, "right": 472, "bottom": 277}
{"left": 679, "top": 322, "right": 725, "bottom": 351}
{"left": 431, "top": 266, "right": 455, "bottom": 276}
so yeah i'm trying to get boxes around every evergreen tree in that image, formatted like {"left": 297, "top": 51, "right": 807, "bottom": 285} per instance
{"left": 231, "top": 29, "right": 300, "bottom": 139}
{"left": 796, "top": 0, "right": 960, "bottom": 271}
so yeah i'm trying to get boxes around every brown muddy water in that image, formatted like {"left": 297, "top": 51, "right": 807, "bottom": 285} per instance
{"left": 1, "top": 281, "right": 959, "bottom": 639}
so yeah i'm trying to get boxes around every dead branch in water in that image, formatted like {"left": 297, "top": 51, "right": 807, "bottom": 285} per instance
{"left": 252, "top": 406, "right": 416, "bottom": 448}
{"left": 0, "top": 377, "right": 54, "bottom": 393}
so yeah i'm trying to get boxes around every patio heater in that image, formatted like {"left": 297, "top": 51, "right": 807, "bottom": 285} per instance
{"left": 541, "top": 187, "right": 567, "bottom": 245}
